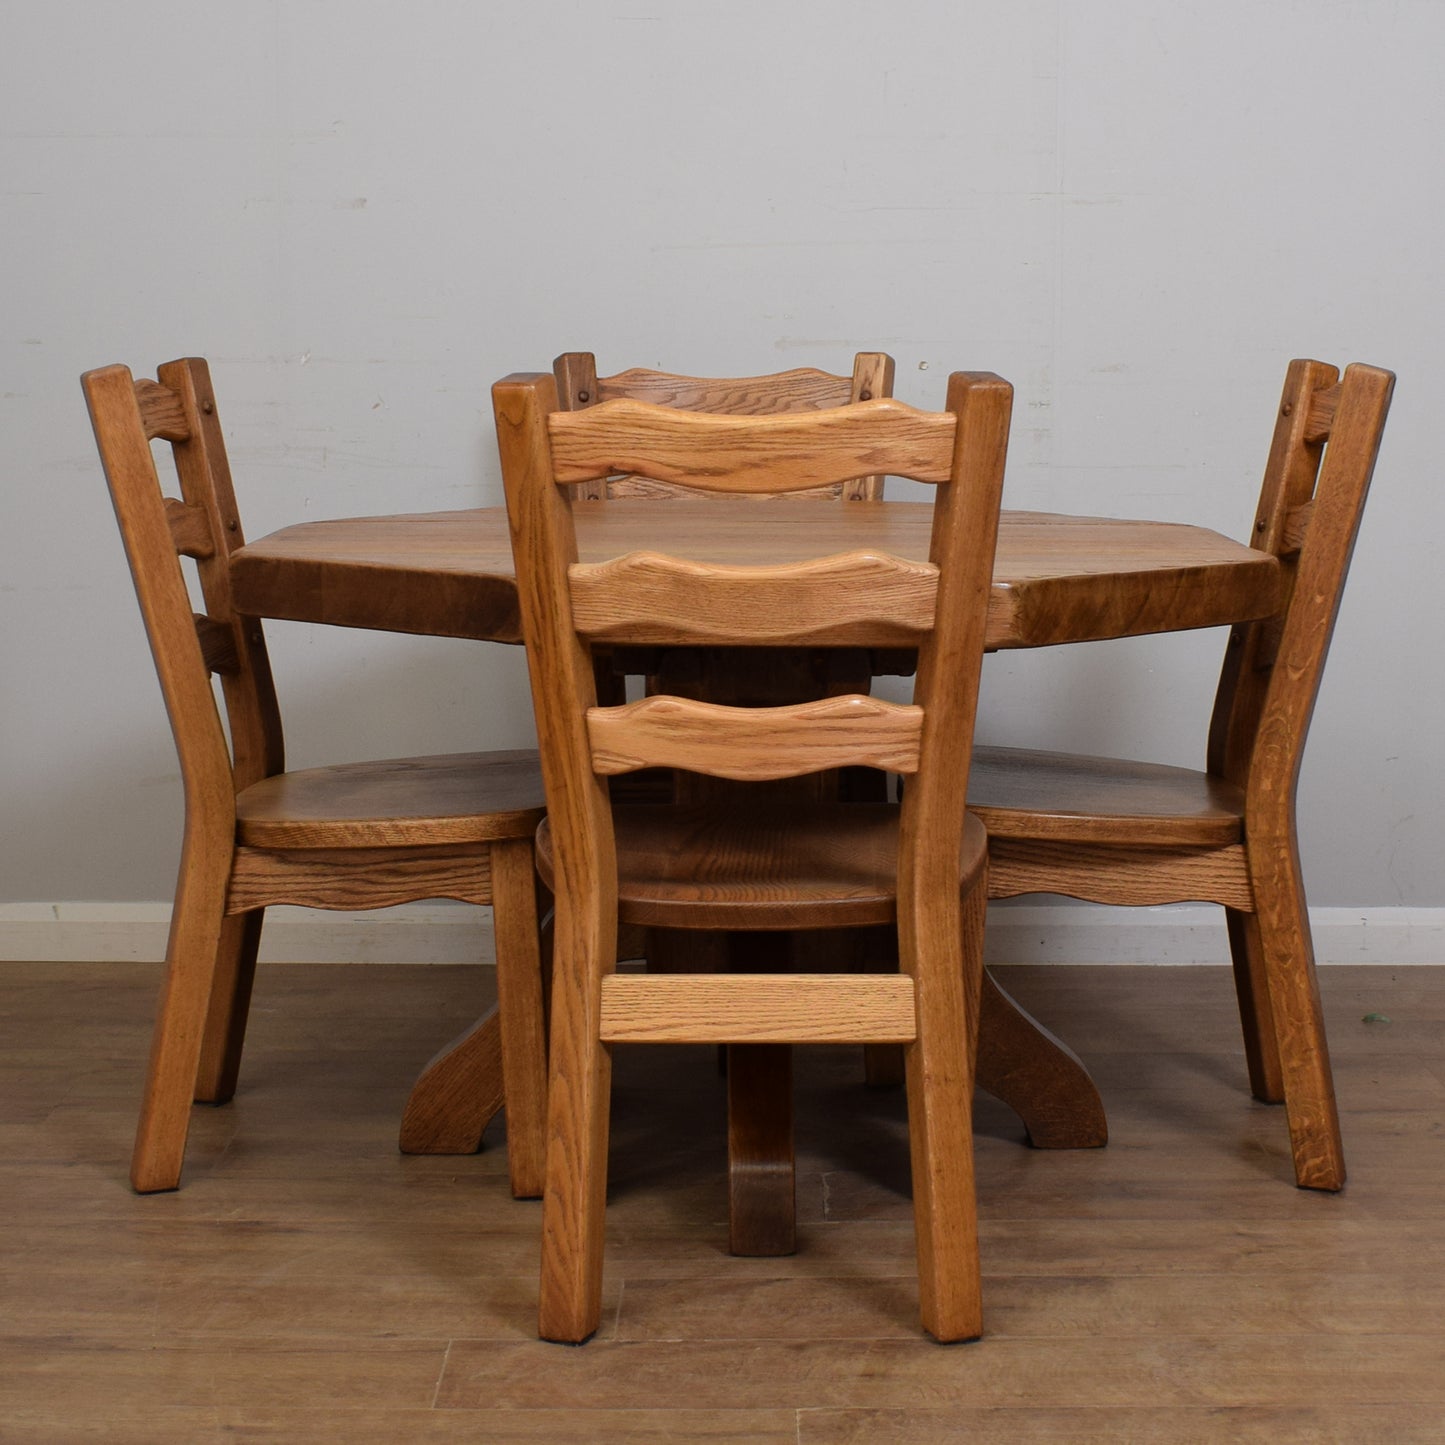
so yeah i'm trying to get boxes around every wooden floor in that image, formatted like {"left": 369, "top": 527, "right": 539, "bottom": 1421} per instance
{"left": 3, "top": 960, "right": 1443, "bottom": 1442}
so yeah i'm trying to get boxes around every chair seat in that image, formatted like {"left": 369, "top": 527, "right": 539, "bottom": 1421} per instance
{"left": 537, "top": 802, "right": 988, "bottom": 930}
{"left": 967, "top": 745, "right": 1245, "bottom": 847}
{"left": 236, "top": 749, "right": 546, "bottom": 848}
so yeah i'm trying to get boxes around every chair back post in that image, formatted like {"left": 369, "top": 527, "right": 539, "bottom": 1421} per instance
{"left": 901, "top": 373, "right": 1012, "bottom": 895}
{"left": 1243, "top": 363, "right": 1395, "bottom": 829}
{"left": 82, "top": 364, "right": 237, "bottom": 827}
{"left": 1207, "top": 360, "right": 1395, "bottom": 828}
{"left": 552, "top": 353, "right": 606, "bottom": 498}
{"left": 496, "top": 372, "right": 620, "bottom": 1324}
{"left": 494, "top": 373, "right": 620, "bottom": 958}
{"left": 845, "top": 351, "right": 896, "bottom": 499}
{"left": 158, "top": 358, "right": 285, "bottom": 789}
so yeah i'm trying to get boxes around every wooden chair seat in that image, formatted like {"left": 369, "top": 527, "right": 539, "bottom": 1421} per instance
{"left": 537, "top": 804, "right": 987, "bottom": 931}
{"left": 967, "top": 746, "right": 1246, "bottom": 847}
{"left": 236, "top": 749, "right": 545, "bottom": 848}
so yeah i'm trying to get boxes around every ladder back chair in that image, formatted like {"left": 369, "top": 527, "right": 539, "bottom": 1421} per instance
{"left": 558, "top": 353, "right": 903, "bottom": 1119}
{"left": 495, "top": 369, "right": 1013, "bottom": 1344}
{"left": 83, "top": 359, "right": 549, "bottom": 1197}
{"left": 967, "top": 359, "right": 1395, "bottom": 1191}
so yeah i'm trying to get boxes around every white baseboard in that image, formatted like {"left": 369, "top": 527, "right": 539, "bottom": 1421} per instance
{"left": 982, "top": 904, "right": 1445, "bottom": 965}
{"left": 1, "top": 901, "right": 1442, "bottom": 966}
{"left": 0, "top": 902, "right": 495, "bottom": 965}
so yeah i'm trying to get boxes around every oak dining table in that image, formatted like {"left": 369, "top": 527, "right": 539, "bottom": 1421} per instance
{"left": 229, "top": 499, "right": 1284, "bottom": 1243}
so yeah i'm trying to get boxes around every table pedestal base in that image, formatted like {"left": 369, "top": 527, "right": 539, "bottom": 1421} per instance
{"left": 398, "top": 963, "right": 1108, "bottom": 1249}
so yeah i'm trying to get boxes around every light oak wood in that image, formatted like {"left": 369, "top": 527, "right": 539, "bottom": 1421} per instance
{"left": 222, "top": 492, "right": 1279, "bottom": 1190}
{"left": 164, "top": 496, "right": 215, "bottom": 558}
{"left": 82, "top": 359, "right": 549, "bottom": 1198}
{"left": 230, "top": 503, "right": 1284, "bottom": 652}
{"left": 223, "top": 367, "right": 1309, "bottom": 1178}
{"left": 396, "top": 1009, "right": 505, "bottom": 1155}
{"left": 969, "top": 360, "right": 1396, "bottom": 1192}
{"left": 548, "top": 397, "right": 957, "bottom": 491}
{"left": 554, "top": 351, "right": 896, "bottom": 500}
{"left": 985, "top": 838, "right": 1253, "bottom": 910}
{"left": 960, "top": 746, "right": 1245, "bottom": 847}
{"left": 234, "top": 750, "right": 546, "bottom": 848}
{"left": 587, "top": 694, "right": 924, "bottom": 781}
{"left": 598, "top": 975, "right": 918, "bottom": 1044}
{"left": 498, "top": 371, "right": 1010, "bottom": 1344}
{"left": 569, "top": 548, "right": 939, "bottom": 645}
{"left": 134, "top": 376, "right": 190, "bottom": 441}
{"left": 538, "top": 801, "right": 901, "bottom": 932}
{"left": 225, "top": 842, "right": 498, "bottom": 913}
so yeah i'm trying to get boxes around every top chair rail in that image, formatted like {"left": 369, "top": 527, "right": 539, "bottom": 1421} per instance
{"left": 546, "top": 395, "right": 956, "bottom": 490}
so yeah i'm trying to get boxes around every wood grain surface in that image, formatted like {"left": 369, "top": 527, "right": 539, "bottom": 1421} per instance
{"left": 230, "top": 504, "right": 1283, "bottom": 652}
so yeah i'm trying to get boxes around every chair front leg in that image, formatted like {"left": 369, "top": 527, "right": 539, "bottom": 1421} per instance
{"left": 1250, "top": 843, "right": 1345, "bottom": 1191}
{"left": 900, "top": 871, "right": 986, "bottom": 1344}
{"left": 131, "top": 835, "right": 232, "bottom": 1193}
{"left": 538, "top": 896, "right": 615, "bottom": 1344}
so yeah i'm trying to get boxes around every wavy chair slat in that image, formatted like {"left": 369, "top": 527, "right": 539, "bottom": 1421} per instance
{"left": 569, "top": 548, "right": 939, "bottom": 647}
{"left": 587, "top": 694, "right": 924, "bottom": 780}
{"left": 555, "top": 351, "right": 896, "bottom": 500}
{"left": 547, "top": 396, "right": 956, "bottom": 491}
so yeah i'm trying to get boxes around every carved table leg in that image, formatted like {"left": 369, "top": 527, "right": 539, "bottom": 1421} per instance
{"left": 399, "top": 1007, "right": 505, "bottom": 1155}
{"left": 977, "top": 971, "right": 1108, "bottom": 1149}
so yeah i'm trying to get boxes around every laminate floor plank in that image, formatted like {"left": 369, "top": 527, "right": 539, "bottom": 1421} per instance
{"left": 3, "top": 960, "right": 1443, "bottom": 1443}
{"left": 0, "top": 1335, "right": 451, "bottom": 1413}
{"left": 436, "top": 1334, "right": 1445, "bottom": 1410}
{"left": 616, "top": 1268, "right": 1445, "bottom": 1342}
{"left": 798, "top": 1404, "right": 1445, "bottom": 1444}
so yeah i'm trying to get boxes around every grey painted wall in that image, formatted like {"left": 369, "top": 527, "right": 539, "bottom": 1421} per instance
{"left": 3, "top": 1, "right": 1440, "bottom": 909}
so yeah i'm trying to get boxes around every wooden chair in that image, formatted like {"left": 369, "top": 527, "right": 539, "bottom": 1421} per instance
{"left": 83, "top": 359, "right": 549, "bottom": 1198}
{"left": 557, "top": 352, "right": 904, "bottom": 1112}
{"left": 495, "top": 369, "right": 1012, "bottom": 1343}
{"left": 967, "top": 359, "right": 1395, "bottom": 1191}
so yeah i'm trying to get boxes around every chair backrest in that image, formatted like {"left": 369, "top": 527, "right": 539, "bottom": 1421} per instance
{"left": 1207, "top": 360, "right": 1395, "bottom": 816}
{"left": 496, "top": 370, "right": 1012, "bottom": 924}
{"left": 552, "top": 352, "right": 895, "bottom": 499}
{"left": 82, "top": 359, "right": 284, "bottom": 817}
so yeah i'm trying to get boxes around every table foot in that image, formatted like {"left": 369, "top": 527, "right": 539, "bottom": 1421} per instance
{"left": 977, "top": 972, "right": 1108, "bottom": 1149}
{"left": 399, "top": 1006, "right": 505, "bottom": 1155}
